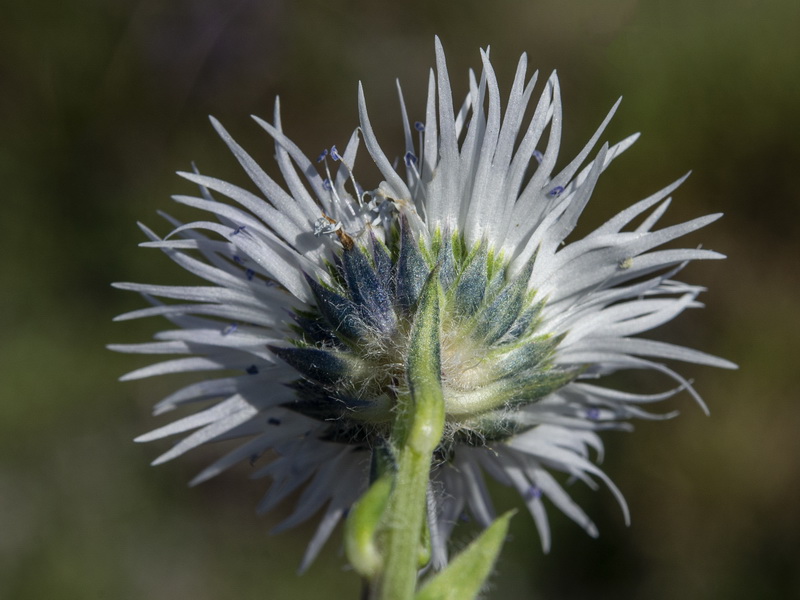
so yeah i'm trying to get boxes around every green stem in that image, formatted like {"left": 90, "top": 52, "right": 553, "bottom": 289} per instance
{"left": 379, "top": 269, "right": 444, "bottom": 600}
{"left": 379, "top": 433, "right": 436, "bottom": 599}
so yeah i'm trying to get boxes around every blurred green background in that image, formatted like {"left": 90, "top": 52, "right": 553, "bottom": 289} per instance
{"left": 2, "top": 0, "right": 798, "bottom": 598}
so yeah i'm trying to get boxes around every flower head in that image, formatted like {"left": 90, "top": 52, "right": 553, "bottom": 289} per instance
{"left": 112, "top": 39, "right": 735, "bottom": 570}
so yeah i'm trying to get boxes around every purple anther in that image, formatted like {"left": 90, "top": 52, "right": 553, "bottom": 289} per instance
{"left": 316, "top": 148, "right": 328, "bottom": 163}
{"left": 221, "top": 323, "right": 238, "bottom": 336}
{"left": 586, "top": 407, "right": 601, "bottom": 420}
{"left": 322, "top": 178, "right": 333, "bottom": 191}
{"left": 414, "top": 121, "right": 425, "bottom": 132}
{"left": 245, "top": 268, "right": 255, "bottom": 281}
{"left": 267, "top": 417, "right": 281, "bottom": 425}
{"left": 231, "top": 225, "right": 247, "bottom": 236}
{"left": 404, "top": 151, "right": 417, "bottom": 166}
{"left": 547, "top": 186, "right": 564, "bottom": 198}
{"left": 246, "top": 364, "right": 259, "bottom": 375}
{"left": 532, "top": 149, "right": 544, "bottom": 164}
{"left": 330, "top": 145, "right": 341, "bottom": 161}
{"left": 524, "top": 485, "right": 542, "bottom": 501}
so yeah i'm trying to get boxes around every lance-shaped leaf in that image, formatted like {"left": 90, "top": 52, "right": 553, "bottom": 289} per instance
{"left": 415, "top": 510, "right": 515, "bottom": 600}
{"left": 405, "top": 267, "right": 445, "bottom": 455}
{"left": 345, "top": 473, "right": 393, "bottom": 578}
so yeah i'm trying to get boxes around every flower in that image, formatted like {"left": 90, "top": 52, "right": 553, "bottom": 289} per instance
{"left": 111, "top": 38, "right": 735, "bottom": 571}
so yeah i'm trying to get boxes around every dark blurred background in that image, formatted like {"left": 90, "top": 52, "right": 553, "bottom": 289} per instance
{"left": 1, "top": 0, "right": 798, "bottom": 598}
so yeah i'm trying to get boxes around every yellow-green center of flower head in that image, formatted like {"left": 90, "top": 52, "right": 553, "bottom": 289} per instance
{"left": 270, "top": 217, "right": 579, "bottom": 445}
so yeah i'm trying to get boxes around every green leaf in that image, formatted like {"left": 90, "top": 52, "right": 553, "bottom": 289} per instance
{"left": 344, "top": 473, "right": 392, "bottom": 578}
{"left": 404, "top": 266, "right": 445, "bottom": 456}
{"left": 415, "top": 510, "right": 516, "bottom": 600}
